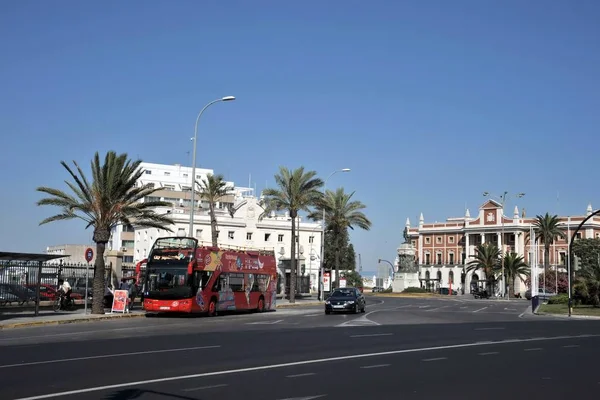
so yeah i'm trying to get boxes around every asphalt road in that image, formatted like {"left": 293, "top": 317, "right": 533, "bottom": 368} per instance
{"left": 1, "top": 296, "right": 599, "bottom": 400}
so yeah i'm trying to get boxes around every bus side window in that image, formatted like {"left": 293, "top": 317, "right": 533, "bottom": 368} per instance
{"left": 213, "top": 274, "right": 227, "bottom": 292}
{"left": 192, "top": 271, "right": 201, "bottom": 289}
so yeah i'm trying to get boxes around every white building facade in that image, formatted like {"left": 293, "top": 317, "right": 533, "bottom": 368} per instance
{"left": 109, "top": 162, "right": 324, "bottom": 294}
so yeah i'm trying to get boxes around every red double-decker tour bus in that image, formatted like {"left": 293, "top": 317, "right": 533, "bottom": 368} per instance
{"left": 143, "top": 236, "right": 278, "bottom": 316}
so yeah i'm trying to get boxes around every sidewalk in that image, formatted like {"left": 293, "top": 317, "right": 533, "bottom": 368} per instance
{"left": 0, "top": 309, "right": 145, "bottom": 330}
{"left": 276, "top": 297, "right": 323, "bottom": 308}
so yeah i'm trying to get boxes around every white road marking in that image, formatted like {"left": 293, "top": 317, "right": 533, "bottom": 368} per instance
{"left": 13, "top": 334, "right": 600, "bottom": 400}
{"left": 246, "top": 319, "right": 284, "bottom": 325}
{"left": 478, "top": 352, "right": 499, "bottom": 356}
{"left": 426, "top": 306, "right": 450, "bottom": 312}
{"left": 336, "top": 310, "right": 380, "bottom": 327}
{"left": 276, "top": 395, "right": 326, "bottom": 400}
{"left": 303, "top": 314, "right": 322, "bottom": 317}
{"left": 418, "top": 305, "right": 431, "bottom": 309}
{"left": 524, "top": 348, "right": 543, "bottom": 351}
{"left": 518, "top": 310, "right": 528, "bottom": 318}
{"left": 182, "top": 384, "right": 228, "bottom": 392}
{"left": 350, "top": 333, "right": 393, "bottom": 338}
{"left": 473, "top": 307, "right": 488, "bottom": 313}
{"left": 286, "top": 373, "right": 316, "bottom": 378}
{"left": 0, "top": 345, "right": 221, "bottom": 369}
{"left": 422, "top": 357, "right": 447, "bottom": 362}
{"left": 562, "top": 344, "right": 580, "bottom": 348}
{"left": 504, "top": 308, "right": 517, "bottom": 311}
{"left": 360, "top": 364, "right": 390, "bottom": 369}
{"left": 474, "top": 327, "right": 505, "bottom": 331}
{"left": 460, "top": 306, "right": 468, "bottom": 309}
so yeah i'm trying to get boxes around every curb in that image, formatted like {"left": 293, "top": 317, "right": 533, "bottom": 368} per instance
{"left": 0, "top": 312, "right": 146, "bottom": 330}
{"left": 536, "top": 312, "right": 600, "bottom": 320}
{"left": 276, "top": 301, "right": 323, "bottom": 309}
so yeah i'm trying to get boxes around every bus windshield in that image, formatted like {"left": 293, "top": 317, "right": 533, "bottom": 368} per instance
{"left": 148, "top": 237, "right": 197, "bottom": 266}
{"left": 145, "top": 267, "right": 193, "bottom": 300}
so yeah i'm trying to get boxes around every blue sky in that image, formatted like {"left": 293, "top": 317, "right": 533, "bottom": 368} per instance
{"left": 1, "top": 0, "right": 599, "bottom": 276}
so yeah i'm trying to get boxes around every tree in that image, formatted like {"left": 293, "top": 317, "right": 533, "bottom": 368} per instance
{"left": 466, "top": 243, "right": 500, "bottom": 292}
{"left": 498, "top": 252, "right": 530, "bottom": 297}
{"left": 195, "top": 173, "right": 234, "bottom": 247}
{"left": 310, "top": 187, "right": 371, "bottom": 289}
{"left": 533, "top": 213, "right": 566, "bottom": 277}
{"left": 341, "top": 270, "right": 363, "bottom": 288}
{"left": 323, "top": 230, "right": 356, "bottom": 273}
{"left": 36, "top": 151, "right": 174, "bottom": 314}
{"left": 260, "top": 166, "right": 323, "bottom": 303}
{"left": 572, "top": 238, "right": 600, "bottom": 306}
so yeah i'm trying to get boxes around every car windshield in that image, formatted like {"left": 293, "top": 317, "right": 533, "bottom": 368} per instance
{"left": 331, "top": 289, "right": 355, "bottom": 297}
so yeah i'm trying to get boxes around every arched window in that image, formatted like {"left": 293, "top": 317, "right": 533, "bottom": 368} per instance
{"left": 437, "top": 270, "right": 442, "bottom": 284}
{"left": 449, "top": 270, "right": 454, "bottom": 284}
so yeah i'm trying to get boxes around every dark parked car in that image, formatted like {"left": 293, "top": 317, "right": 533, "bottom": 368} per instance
{"left": 325, "top": 287, "right": 366, "bottom": 314}
{"left": 438, "top": 287, "right": 457, "bottom": 295}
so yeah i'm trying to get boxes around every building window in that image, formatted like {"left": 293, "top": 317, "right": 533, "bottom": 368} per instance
{"left": 436, "top": 237, "right": 442, "bottom": 244}
{"left": 144, "top": 170, "right": 151, "bottom": 174}
{"left": 265, "top": 233, "right": 271, "bottom": 241}
{"left": 449, "top": 270, "right": 454, "bottom": 284}
{"left": 278, "top": 234, "right": 284, "bottom": 242}
{"left": 412, "top": 240, "right": 416, "bottom": 246}
{"left": 559, "top": 252, "right": 566, "bottom": 265}
{"left": 164, "top": 184, "right": 175, "bottom": 191}
{"left": 449, "top": 253, "right": 455, "bottom": 265}
{"left": 228, "top": 231, "right": 235, "bottom": 240}
{"left": 309, "top": 236, "right": 314, "bottom": 244}
{"left": 246, "top": 232, "right": 253, "bottom": 240}
{"left": 425, "top": 253, "right": 431, "bottom": 264}
{"left": 216, "top": 231, "right": 220, "bottom": 238}
{"left": 195, "top": 229, "right": 202, "bottom": 238}
{"left": 164, "top": 172, "right": 170, "bottom": 176}
{"left": 449, "top": 236, "right": 455, "bottom": 244}
{"left": 436, "top": 253, "right": 442, "bottom": 265}
{"left": 183, "top": 173, "right": 188, "bottom": 177}
{"left": 425, "top": 237, "right": 431, "bottom": 244}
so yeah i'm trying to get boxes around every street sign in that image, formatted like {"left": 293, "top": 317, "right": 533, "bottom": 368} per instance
{"left": 85, "top": 247, "right": 94, "bottom": 263}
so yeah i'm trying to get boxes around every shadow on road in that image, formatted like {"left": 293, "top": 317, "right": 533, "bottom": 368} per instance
{"left": 103, "top": 388, "right": 201, "bottom": 400}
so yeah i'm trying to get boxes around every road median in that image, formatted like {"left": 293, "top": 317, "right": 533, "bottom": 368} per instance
{"left": 536, "top": 303, "right": 600, "bottom": 319}
{"left": 366, "top": 292, "right": 443, "bottom": 298}
{"left": 276, "top": 301, "right": 322, "bottom": 308}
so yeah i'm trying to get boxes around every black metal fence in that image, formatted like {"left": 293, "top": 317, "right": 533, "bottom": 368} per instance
{"left": 0, "top": 261, "right": 137, "bottom": 309}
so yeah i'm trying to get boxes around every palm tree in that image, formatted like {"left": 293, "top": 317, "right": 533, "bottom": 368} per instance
{"left": 36, "top": 151, "right": 175, "bottom": 314}
{"left": 533, "top": 213, "right": 566, "bottom": 277}
{"left": 466, "top": 243, "right": 500, "bottom": 293}
{"left": 195, "top": 173, "right": 234, "bottom": 247}
{"left": 309, "top": 188, "right": 371, "bottom": 289}
{"left": 499, "top": 252, "right": 530, "bottom": 297}
{"left": 260, "top": 166, "right": 323, "bottom": 303}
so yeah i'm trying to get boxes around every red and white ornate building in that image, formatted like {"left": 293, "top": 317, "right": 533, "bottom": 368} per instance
{"left": 405, "top": 200, "right": 600, "bottom": 296}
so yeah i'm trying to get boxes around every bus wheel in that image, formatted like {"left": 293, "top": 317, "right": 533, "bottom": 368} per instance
{"left": 208, "top": 299, "right": 217, "bottom": 317}
{"left": 257, "top": 296, "right": 265, "bottom": 312}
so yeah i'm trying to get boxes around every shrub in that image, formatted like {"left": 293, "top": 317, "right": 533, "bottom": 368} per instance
{"left": 402, "top": 287, "right": 429, "bottom": 293}
{"left": 548, "top": 293, "right": 569, "bottom": 305}
{"left": 382, "top": 287, "right": 393, "bottom": 293}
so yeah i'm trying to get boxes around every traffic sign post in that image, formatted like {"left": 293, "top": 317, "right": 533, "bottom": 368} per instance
{"left": 84, "top": 248, "right": 94, "bottom": 314}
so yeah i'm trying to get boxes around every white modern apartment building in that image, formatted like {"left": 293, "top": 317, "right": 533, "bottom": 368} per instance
{"left": 109, "top": 162, "right": 324, "bottom": 293}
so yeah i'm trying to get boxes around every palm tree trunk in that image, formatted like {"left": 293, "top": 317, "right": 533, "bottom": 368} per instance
{"left": 289, "top": 215, "right": 297, "bottom": 303}
{"left": 92, "top": 229, "right": 110, "bottom": 314}
{"left": 334, "top": 232, "right": 341, "bottom": 289}
{"left": 544, "top": 244, "right": 550, "bottom": 284}
{"left": 209, "top": 204, "right": 218, "bottom": 247}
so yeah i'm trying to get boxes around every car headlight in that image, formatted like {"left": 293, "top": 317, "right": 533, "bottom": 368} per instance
{"left": 346, "top": 300, "right": 355, "bottom": 305}
{"left": 325, "top": 300, "right": 330, "bottom": 305}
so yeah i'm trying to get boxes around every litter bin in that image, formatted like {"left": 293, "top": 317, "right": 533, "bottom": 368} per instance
{"left": 531, "top": 295, "right": 539, "bottom": 313}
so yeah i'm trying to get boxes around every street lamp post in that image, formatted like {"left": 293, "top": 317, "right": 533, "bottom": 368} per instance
{"left": 318, "top": 168, "right": 351, "bottom": 300}
{"left": 483, "top": 191, "right": 525, "bottom": 299}
{"left": 188, "top": 96, "right": 236, "bottom": 237}
{"left": 378, "top": 259, "right": 395, "bottom": 289}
